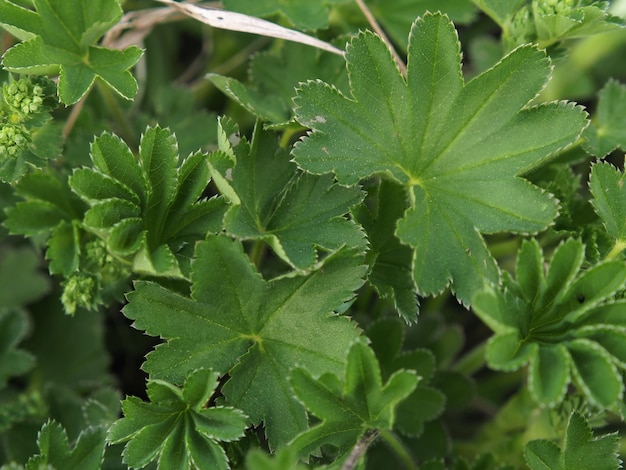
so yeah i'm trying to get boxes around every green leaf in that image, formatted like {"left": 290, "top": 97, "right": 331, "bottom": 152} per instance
{"left": 354, "top": 180, "right": 418, "bottom": 323}
{"left": 289, "top": 342, "right": 418, "bottom": 459}
{"left": 589, "top": 161, "right": 626, "bottom": 258}
{"left": 0, "top": 309, "right": 36, "bottom": 389}
{"left": 525, "top": 412, "right": 621, "bottom": 470}
{"left": 473, "top": 238, "right": 626, "bottom": 407}
{"left": 209, "top": 42, "right": 348, "bottom": 125}
{"left": 123, "top": 235, "right": 366, "bottom": 448}
{"left": 0, "top": 246, "right": 49, "bottom": 308}
{"left": 210, "top": 124, "right": 366, "bottom": 269}
{"left": 293, "top": 13, "right": 587, "bottom": 304}
{"left": 584, "top": 80, "right": 626, "bottom": 157}
{"left": 24, "top": 420, "right": 107, "bottom": 470}
{"left": 108, "top": 369, "right": 247, "bottom": 470}
{"left": 70, "top": 126, "right": 226, "bottom": 278}
{"left": 0, "top": 0, "right": 142, "bottom": 104}
{"left": 222, "top": 0, "right": 339, "bottom": 30}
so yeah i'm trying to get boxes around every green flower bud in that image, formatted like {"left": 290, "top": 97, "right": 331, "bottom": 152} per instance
{"left": 0, "top": 124, "right": 29, "bottom": 160}
{"left": 61, "top": 273, "right": 99, "bottom": 315}
{"left": 3, "top": 76, "right": 56, "bottom": 118}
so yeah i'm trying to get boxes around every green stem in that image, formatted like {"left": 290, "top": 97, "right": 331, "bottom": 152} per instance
{"left": 379, "top": 429, "right": 417, "bottom": 470}
{"left": 250, "top": 240, "right": 267, "bottom": 269}
{"left": 97, "top": 81, "right": 137, "bottom": 149}
{"left": 604, "top": 239, "right": 626, "bottom": 261}
{"left": 452, "top": 342, "right": 487, "bottom": 376}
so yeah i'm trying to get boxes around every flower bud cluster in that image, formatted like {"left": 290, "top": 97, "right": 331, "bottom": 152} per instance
{"left": 61, "top": 273, "right": 99, "bottom": 315}
{"left": 0, "top": 124, "right": 28, "bottom": 159}
{"left": 3, "top": 78, "right": 46, "bottom": 117}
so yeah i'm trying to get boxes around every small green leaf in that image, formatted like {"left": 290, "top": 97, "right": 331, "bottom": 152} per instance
{"left": 123, "top": 235, "right": 366, "bottom": 448}
{"left": 584, "top": 80, "right": 626, "bottom": 157}
{"left": 0, "top": 0, "right": 142, "bottom": 104}
{"left": 289, "top": 342, "right": 418, "bottom": 459}
{"left": 0, "top": 309, "right": 36, "bottom": 389}
{"left": 293, "top": 13, "right": 586, "bottom": 304}
{"left": 24, "top": 420, "right": 107, "bottom": 470}
{"left": 589, "top": 162, "right": 626, "bottom": 258}
{"left": 70, "top": 126, "right": 222, "bottom": 278}
{"left": 108, "top": 369, "right": 247, "bottom": 470}
{"left": 525, "top": 412, "right": 621, "bottom": 470}
{"left": 0, "top": 246, "right": 49, "bottom": 308}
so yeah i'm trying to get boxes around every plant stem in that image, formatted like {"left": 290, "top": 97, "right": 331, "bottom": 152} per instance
{"left": 604, "top": 239, "right": 626, "bottom": 261}
{"left": 97, "top": 81, "right": 137, "bottom": 150}
{"left": 341, "top": 429, "right": 380, "bottom": 470}
{"left": 379, "top": 429, "right": 417, "bottom": 470}
{"left": 354, "top": 0, "right": 407, "bottom": 77}
{"left": 452, "top": 342, "right": 487, "bottom": 376}
{"left": 250, "top": 240, "right": 267, "bottom": 269}
{"left": 62, "top": 93, "right": 88, "bottom": 139}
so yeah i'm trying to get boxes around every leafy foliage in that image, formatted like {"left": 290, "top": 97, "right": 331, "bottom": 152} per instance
{"left": 0, "top": 0, "right": 142, "bottom": 104}
{"left": 584, "top": 80, "right": 626, "bottom": 157}
{"left": 2, "top": 0, "right": 626, "bottom": 468}
{"left": 289, "top": 341, "right": 418, "bottom": 459}
{"left": 294, "top": 12, "right": 587, "bottom": 305}
{"left": 69, "top": 125, "right": 226, "bottom": 279}
{"left": 209, "top": 121, "right": 366, "bottom": 270}
{"left": 524, "top": 411, "right": 620, "bottom": 470}
{"left": 473, "top": 238, "right": 626, "bottom": 407}
{"left": 108, "top": 369, "right": 247, "bottom": 470}
{"left": 123, "top": 235, "right": 366, "bottom": 448}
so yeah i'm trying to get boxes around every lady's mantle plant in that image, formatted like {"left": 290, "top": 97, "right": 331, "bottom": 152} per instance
{"left": 1, "top": 0, "right": 626, "bottom": 469}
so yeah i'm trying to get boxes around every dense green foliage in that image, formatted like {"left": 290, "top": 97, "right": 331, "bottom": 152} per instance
{"left": 1, "top": 0, "right": 626, "bottom": 468}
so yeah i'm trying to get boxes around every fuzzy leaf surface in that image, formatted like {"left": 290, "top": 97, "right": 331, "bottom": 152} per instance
{"left": 584, "top": 80, "right": 626, "bottom": 157}
{"left": 473, "top": 238, "right": 626, "bottom": 407}
{"left": 0, "top": 0, "right": 142, "bottom": 104}
{"left": 107, "top": 369, "right": 247, "bottom": 470}
{"left": 123, "top": 235, "right": 366, "bottom": 448}
{"left": 524, "top": 412, "right": 621, "bottom": 470}
{"left": 293, "top": 13, "right": 587, "bottom": 304}
{"left": 69, "top": 126, "right": 226, "bottom": 278}
{"left": 289, "top": 342, "right": 418, "bottom": 458}
{"left": 210, "top": 125, "right": 366, "bottom": 269}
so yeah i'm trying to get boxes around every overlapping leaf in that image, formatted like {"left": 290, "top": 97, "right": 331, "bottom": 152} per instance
{"left": 584, "top": 80, "right": 626, "bottom": 158}
{"left": 524, "top": 411, "right": 621, "bottom": 470}
{"left": 0, "top": 0, "right": 142, "bottom": 104}
{"left": 123, "top": 235, "right": 366, "bottom": 448}
{"left": 366, "top": 318, "right": 446, "bottom": 437}
{"left": 209, "top": 123, "right": 366, "bottom": 270}
{"left": 108, "top": 369, "right": 247, "bottom": 470}
{"left": 589, "top": 161, "right": 626, "bottom": 258}
{"left": 21, "top": 420, "right": 107, "bottom": 470}
{"left": 354, "top": 180, "right": 417, "bottom": 322}
{"left": 472, "top": 238, "right": 626, "bottom": 407}
{"left": 289, "top": 342, "right": 418, "bottom": 459}
{"left": 209, "top": 42, "right": 348, "bottom": 125}
{"left": 0, "top": 309, "right": 35, "bottom": 389}
{"left": 293, "top": 13, "right": 587, "bottom": 304}
{"left": 69, "top": 125, "right": 226, "bottom": 278}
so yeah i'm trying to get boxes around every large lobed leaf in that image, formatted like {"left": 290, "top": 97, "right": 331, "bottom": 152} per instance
{"left": 123, "top": 234, "right": 366, "bottom": 449}
{"left": 589, "top": 161, "right": 626, "bottom": 258}
{"left": 108, "top": 369, "right": 247, "bottom": 470}
{"left": 473, "top": 238, "right": 626, "bottom": 408}
{"left": 293, "top": 13, "right": 587, "bottom": 305}
{"left": 209, "top": 122, "right": 366, "bottom": 270}
{"left": 584, "top": 80, "right": 626, "bottom": 158}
